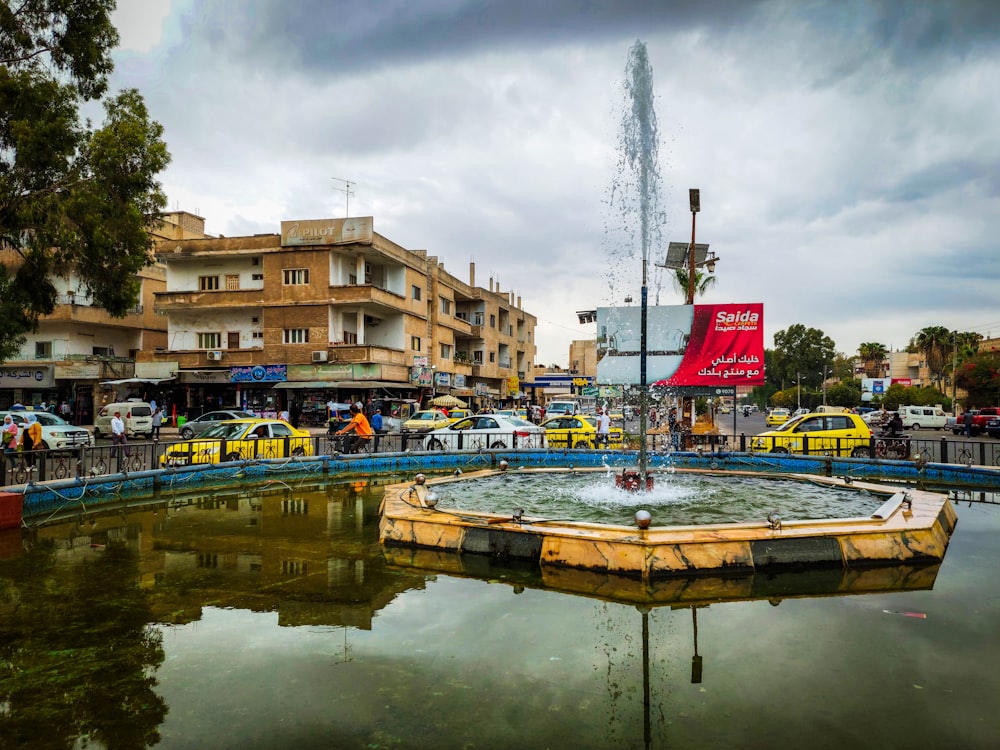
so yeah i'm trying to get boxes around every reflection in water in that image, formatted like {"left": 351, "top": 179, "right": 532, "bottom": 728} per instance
{"left": 0, "top": 476, "right": 998, "bottom": 749}
{"left": 0, "top": 540, "right": 166, "bottom": 748}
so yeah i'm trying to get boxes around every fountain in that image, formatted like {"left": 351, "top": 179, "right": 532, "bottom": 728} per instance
{"left": 378, "top": 41, "right": 958, "bottom": 576}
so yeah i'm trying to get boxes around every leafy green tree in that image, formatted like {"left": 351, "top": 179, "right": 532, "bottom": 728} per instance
{"left": 772, "top": 324, "right": 836, "bottom": 388}
{"left": 0, "top": 0, "right": 170, "bottom": 361}
{"left": 826, "top": 380, "right": 862, "bottom": 408}
{"left": 955, "top": 351, "right": 1000, "bottom": 408}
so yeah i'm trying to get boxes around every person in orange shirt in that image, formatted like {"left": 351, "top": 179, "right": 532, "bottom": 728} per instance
{"left": 335, "top": 404, "right": 373, "bottom": 454}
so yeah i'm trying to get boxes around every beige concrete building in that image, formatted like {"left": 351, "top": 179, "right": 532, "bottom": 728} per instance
{"left": 568, "top": 339, "right": 597, "bottom": 379}
{"left": 0, "top": 212, "right": 205, "bottom": 421}
{"left": 141, "top": 216, "right": 537, "bottom": 421}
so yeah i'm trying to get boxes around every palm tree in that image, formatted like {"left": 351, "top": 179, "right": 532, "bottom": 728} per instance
{"left": 672, "top": 268, "right": 716, "bottom": 301}
{"left": 857, "top": 342, "right": 888, "bottom": 379}
{"left": 913, "top": 326, "right": 953, "bottom": 390}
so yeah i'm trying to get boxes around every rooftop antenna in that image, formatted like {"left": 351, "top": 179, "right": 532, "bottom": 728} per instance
{"left": 331, "top": 177, "right": 356, "bottom": 217}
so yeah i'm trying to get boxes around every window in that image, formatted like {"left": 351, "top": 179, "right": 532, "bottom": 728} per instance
{"left": 490, "top": 314, "right": 496, "bottom": 328}
{"left": 35, "top": 341, "right": 52, "bottom": 358}
{"left": 283, "top": 268, "right": 309, "bottom": 285}
{"left": 225, "top": 274, "right": 240, "bottom": 290}
{"left": 283, "top": 328, "right": 309, "bottom": 344}
{"left": 199, "top": 275, "right": 220, "bottom": 291}
{"left": 252, "top": 331, "right": 263, "bottom": 339}
{"left": 412, "top": 285, "right": 422, "bottom": 301}
{"left": 251, "top": 257, "right": 260, "bottom": 266}
{"left": 440, "top": 343, "right": 452, "bottom": 359}
{"left": 198, "top": 332, "right": 221, "bottom": 349}
{"left": 411, "top": 336, "right": 422, "bottom": 351}
{"left": 440, "top": 297, "right": 452, "bottom": 315}
{"left": 489, "top": 352, "right": 496, "bottom": 363}
{"left": 251, "top": 273, "right": 264, "bottom": 281}
{"left": 473, "top": 351, "right": 483, "bottom": 364}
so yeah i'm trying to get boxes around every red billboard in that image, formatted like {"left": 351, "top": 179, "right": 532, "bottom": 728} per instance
{"left": 597, "top": 302, "right": 765, "bottom": 387}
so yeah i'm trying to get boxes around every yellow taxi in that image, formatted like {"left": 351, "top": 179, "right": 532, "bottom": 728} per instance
{"left": 161, "top": 419, "right": 314, "bottom": 466}
{"left": 765, "top": 408, "right": 791, "bottom": 426}
{"left": 402, "top": 409, "right": 452, "bottom": 433}
{"left": 446, "top": 408, "right": 474, "bottom": 423}
{"left": 751, "top": 412, "right": 873, "bottom": 457}
{"left": 542, "top": 414, "right": 624, "bottom": 450}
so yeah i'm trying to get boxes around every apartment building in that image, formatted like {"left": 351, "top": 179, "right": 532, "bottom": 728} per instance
{"left": 141, "top": 216, "right": 537, "bottom": 422}
{"left": 0, "top": 211, "right": 206, "bottom": 422}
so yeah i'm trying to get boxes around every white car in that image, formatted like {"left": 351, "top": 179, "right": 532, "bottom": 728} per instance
{"left": 0, "top": 410, "right": 93, "bottom": 451}
{"left": 423, "top": 414, "right": 546, "bottom": 451}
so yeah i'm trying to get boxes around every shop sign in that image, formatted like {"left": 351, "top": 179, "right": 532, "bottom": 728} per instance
{"left": 474, "top": 382, "right": 489, "bottom": 396}
{"left": 0, "top": 366, "right": 55, "bottom": 388}
{"left": 434, "top": 372, "right": 451, "bottom": 388}
{"left": 352, "top": 363, "right": 382, "bottom": 380}
{"left": 179, "top": 370, "right": 231, "bottom": 384}
{"left": 411, "top": 366, "right": 433, "bottom": 386}
{"left": 280, "top": 217, "right": 373, "bottom": 246}
{"left": 453, "top": 374, "right": 467, "bottom": 388}
{"left": 288, "top": 363, "right": 353, "bottom": 381}
{"left": 55, "top": 362, "right": 101, "bottom": 380}
{"left": 506, "top": 375, "right": 519, "bottom": 397}
{"left": 413, "top": 355, "right": 428, "bottom": 368}
{"left": 230, "top": 365, "right": 287, "bottom": 383}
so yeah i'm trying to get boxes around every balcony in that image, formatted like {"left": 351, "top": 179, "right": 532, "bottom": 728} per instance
{"left": 155, "top": 289, "right": 265, "bottom": 310}
{"left": 330, "top": 285, "right": 406, "bottom": 310}
{"left": 327, "top": 344, "right": 406, "bottom": 366}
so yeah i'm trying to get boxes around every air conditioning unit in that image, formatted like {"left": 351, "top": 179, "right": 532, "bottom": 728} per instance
{"left": 311, "top": 350, "right": 328, "bottom": 362}
{"left": 207, "top": 350, "right": 223, "bottom": 361}
{"left": 364, "top": 315, "right": 380, "bottom": 326}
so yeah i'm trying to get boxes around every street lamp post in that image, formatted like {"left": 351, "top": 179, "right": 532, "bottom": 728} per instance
{"left": 686, "top": 189, "right": 700, "bottom": 305}
{"left": 796, "top": 372, "right": 801, "bottom": 410}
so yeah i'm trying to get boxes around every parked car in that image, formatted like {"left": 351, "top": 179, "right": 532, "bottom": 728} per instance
{"left": 986, "top": 418, "right": 1000, "bottom": 439}
{"left": 94, "top": 401, "right": 154, "bottom": 439}
{"left": 179, "top": 410, "right": 257, "bottom": 439}
{"left": 445, "top": 409, "right": 474, "bottom": 423}
{"left": 790, "top": 407, "right": 809, "bottom": 419}
{"left": 422, "top": 414, "right": 545, "bottom": 451}
{"left": 765, "top": 408, "right": 791, "bottom": 427}
{"left": 542, "top": 414, "right": 624, "bottom": 450}
{"left": 0, "top": 410, "right": 93, "bottom": 451}
{"left": 160, "top": 419, "right": 313, "bottom": 466}
{"left": 402, "top": 409, "right": 452, "bottom": 433}
{"left": 751, "top": 412, "right": 873, "bottom": 457}
{"left": 968, "top": 407, "right": 1000, "bottom": 437}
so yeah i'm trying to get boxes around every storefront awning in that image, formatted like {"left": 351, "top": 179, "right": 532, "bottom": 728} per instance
{"left": 272, "top": 380, "right": 414, "bottom": 390}
{"left": 100, "top": 377, "right": 175, "bottom": 386}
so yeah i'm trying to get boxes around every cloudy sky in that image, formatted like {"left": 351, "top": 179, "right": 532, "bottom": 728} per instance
{"left": 108, "top": 0, "right": 1000, "bottom": 367}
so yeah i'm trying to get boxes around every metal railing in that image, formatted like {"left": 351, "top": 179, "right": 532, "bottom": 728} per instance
{"left": 4, "top": 432, "right": 1000, "bottom": 488}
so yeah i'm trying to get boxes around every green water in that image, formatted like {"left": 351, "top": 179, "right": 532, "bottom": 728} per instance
{"left": 0, "top": 477, "right": 997, "bottom": 749}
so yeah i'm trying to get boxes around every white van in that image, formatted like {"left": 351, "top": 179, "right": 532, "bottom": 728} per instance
{"left": 898, "top": 405, "right": 948, "bottom": 430}
{"left": 94, "top": 401, "right": 154, "bottom": 439}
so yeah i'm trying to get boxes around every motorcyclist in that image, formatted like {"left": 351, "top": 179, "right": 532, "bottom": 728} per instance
{"left": 882, "top": 412, "right": 904, "bottom": 438}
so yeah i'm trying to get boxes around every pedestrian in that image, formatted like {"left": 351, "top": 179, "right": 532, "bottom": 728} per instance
{"left": 2, "top": 415, "right": 18, "bottom": 468}
{"left": 596, "top": 407, "right": 610, "bottom": 448}
{"left": 20, "top": 413, "right": 42, "bottom": 468}
{"left": 371, "top": 408, "right": 384, "bottom": 433}
{"left": 59, "top": 400, "right": 71, "bottom": 421}
{"left": 650, "top": 408, "right": 658, "bottom": 429}
{"left": 279, "top": 406, "right": 290, "bottom": 422}
{"left": 151, "top": 407, "right": 163, "bottom": 441}
{"left": 290, "top": 401, "right": 302, "bottom": 428}
{"left": 335, "top": 404, "right": 373, "bottom": 454}
{"left": 668, "top": 407, "right": 680, "bottom": 450}
{"left": 964, "top": 408, "right": 974, "bottom": 438}
{"left": 110, "top": 410, "right": 129, "bottom": 468}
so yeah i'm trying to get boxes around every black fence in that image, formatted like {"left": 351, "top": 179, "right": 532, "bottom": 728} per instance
{"left": 3, "top": 431, "right": 999, "bottom": 487}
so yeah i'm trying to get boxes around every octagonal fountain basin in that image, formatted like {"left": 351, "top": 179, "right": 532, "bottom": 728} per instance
{"left": 379, "top": 468, "right": 957, "bottom": 580}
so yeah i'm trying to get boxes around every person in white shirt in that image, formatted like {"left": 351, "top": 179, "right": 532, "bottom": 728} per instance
{"left": 596, "top": 407, "right": 611, "bottom": 448}
{"left": 110, "top": 411, "right": 130, "bottom": 465}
